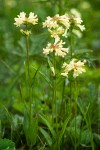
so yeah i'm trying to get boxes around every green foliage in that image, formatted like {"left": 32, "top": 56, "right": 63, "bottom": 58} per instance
{"left": 0, "top": 139, "right": 15, "bottom": 150}
{"left": 39, "top": 127, "right": 52, "bottom": 146}
{"left": 58, "top": 115, "right": 71, "bottom": 148}
{"left": 23, "top": 110, "right": 38, "bottom": 148}
{"left": 39, "top": 115, "right": 56, "bottom": 139}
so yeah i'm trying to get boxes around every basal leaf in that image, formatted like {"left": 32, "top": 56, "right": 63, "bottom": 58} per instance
{"left": 58, "top": 115, "right": 71, "bottom": 147}
{"left": 0, "top": 139, "right": 15, "bottom": 150}
{"left": 39, "top": 115, "right": 56, "bottom": 139}
{"left": 23, "top": 111, "right": 38, "bottom": 147}
{"left": 39, "top": 127, "right": 52, "bottom": 146}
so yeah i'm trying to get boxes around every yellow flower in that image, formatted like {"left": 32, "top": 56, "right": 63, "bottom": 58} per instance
{"left": 43, "top": 16, "right": 59, "bottom": 29}
{"left": 14, "top": 12, "right": 26, "bottom": 27}
{"left": 70, "top": 8, "right": 81, "bottom": 18}
{"left": 61, "top": 59, "right": 86, "bottom": 78}
{"left": 27, "top": 12, "right": 38, "bottom": 25}
{"left": 72, "top": 59, "right": 86, "bottom": 77}
{"left": 14, "top": 12, "right": 38, "bottom": 27}
{"left": 43, "top": 14, "right": 70, "bottom": 30}
{"left": 48, "top": 27, "right": 65, "bottom": 38}
{"left": 65, "top": 9, "right": 85, "bottom": 32}
{"left": 20, "top": 29, "right": 31, "bottom": 36}
{"left": 61, "top": 72, "right": 68, "bottom": 77}
{"left": 43, "top": 37, "right": 69, "bottom": 57}
{"left": 50, "top": 67, "right": 55, "bottom": 76}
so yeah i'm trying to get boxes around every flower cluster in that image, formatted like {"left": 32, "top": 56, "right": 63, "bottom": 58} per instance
{"left": 43, "top": 14, "right": 70, "bottom": 30}
{"left": 14, "top": 12, "right": 38, "bottom": 27}
{"left": 14, "top": 11, "right": 86, "bottom": 78}
{"left": 43, "top": 10, "right": 85, "bottom": 57}
{"left": 14, "top": 12, "right": 38, "bottom": 36}
{"left": 43, "top": 37, "right": 69, "bottom": 57}
{"left": 43, "top": 14, "right": 70, "bottom": 57}
{"left": 61, "top": 59, "right": 86, "bottom": 78}
{"left": 69, "top": 9, "right": 85, "bottom": 38}
{"left": 43, "top": 14, "right": 70, "bottom": 39}
{"left": 43, "top": 11, "right": 85, "bottom": 37}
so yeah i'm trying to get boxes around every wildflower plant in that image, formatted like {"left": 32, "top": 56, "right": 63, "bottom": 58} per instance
{"left": 14, "top": 12, "right": 38, "bottom": 150}
{"left": 13, "top": 9, "right": 95, "bottom": 150}
{"left": 42, "top": 10, "right": 88, "bottom": 150}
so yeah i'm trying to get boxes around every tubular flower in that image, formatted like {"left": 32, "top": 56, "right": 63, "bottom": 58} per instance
{"left": 14, "top": 12, "right": 38, "bottom": 27}
{"left": 73, "top": 17, "right": 85, "bottom": 31}
{"left": 48, "top": 27, "right": 65, "bottom": 38}
{"left": 14, "top": 12, "right": 26, "bottom": 27}
{"left": 69, "top": 9, "right": 85, "bottom": 32}
{"left": 61, "top": 59, "right": 86, "bottom": 78}
{"left": 50, "top": 67, "right": 55, "bottom": 76}
{"left": 20, "top": 29, "right": 31, "bottom": 36}
{"left": 69, "top": 15, "right": 85, "bottom": 31}
{"left": 27, "top": 12, "right": 38, "bottom": 25}
{"left": 43, "top": 37, "right": 69, "bottom": 57}
{"left": 43, "top": 14, "right": 70, "bottom": 30}
{"left": 70, "top": 8, "right": 81, "bottom": 18}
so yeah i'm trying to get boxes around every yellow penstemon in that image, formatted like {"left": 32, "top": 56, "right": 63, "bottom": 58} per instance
{"left": 14, "top": 10, "right": 86, "bottom": 78}
{"left": 43, "top": 10, "right": 86, "bottom": 78}
{"left": 43, "top": 14, "right": 70, "bottom": 57}
{"left": 14, "top": 11, "right": 38, "bottom": 36}
{"left": 61, "top": 59, "right": 86, "bottom": 78}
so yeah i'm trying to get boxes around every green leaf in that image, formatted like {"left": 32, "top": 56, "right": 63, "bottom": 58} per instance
{"left": 39, "top": 115, "right": 56, "bottom": 139}
{"left": 13, "top": 102, "right": 25, "bottom": 114}
{"left": 23, "top": 111, "right": 38, "bottom": 147}
{"left": 93, "top": 133, "right": 100, "bottom": 146}
{"left": 0, "top": 139, "right": 15, "bottom": 150}
{"left": 39, "top": 127, "right": 52, "bottom": 146}
{"left": 66, "top": 127, "right": 81, "bottom": 143}
{"left": 31, "top": 66, "right": 40, "bottom": 87}
{"left": 32, "top": 66, "right": 52, "bottom": 88}
{"left": 70, "top": 115, "right": 82, "bottom": 128}
{"left": 80, "top": 130, "right": 91, "bottom": 146}
{"left": 58, "top": 115, "right": 71, "bottom": 147}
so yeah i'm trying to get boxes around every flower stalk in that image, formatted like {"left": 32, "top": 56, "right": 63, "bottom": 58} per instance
{"left": 26, "top": 34, "right": 32, "bottom": 123}
{"left": 14, "top": 12, "right": 38, "bottom": 150}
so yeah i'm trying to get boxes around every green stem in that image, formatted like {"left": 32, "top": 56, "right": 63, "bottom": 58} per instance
{"left": 69, "top": 27, "right": 73, "bottom": 115}
{"left": 54, "top": 53, "right": 57, "bottom": 130}
{"left": 61, "top": 79, "right": 66, "bottom": 116}
{"left": 52, "top": 52, "right": 58, "bottom": 147}
{"left": 26, "top": 35, "right": 33, "bottom": 150}
{"left": 74, "top": 79, "right": 78, "bottom": 150}
{"left": 70, "top": 27, "right": 73, "bottom": 59}
{"left": 26, "top": 36, "right": 30, "bottom": 81}
{"left": 26, "top": 35, "right": 32, "bottom": 121}
{"left": 70, "top": 27, "right": 77, "bottom": 150}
